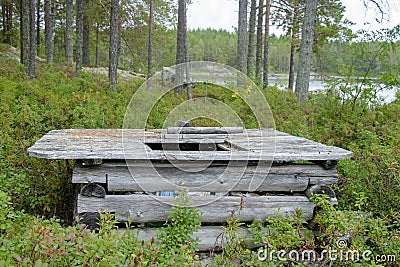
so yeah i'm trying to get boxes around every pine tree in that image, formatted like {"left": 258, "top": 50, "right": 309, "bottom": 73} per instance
{"left": 109, "top": 0, "right": 119, "bottom": 90}
{"left": 65, "top": 0, "right": 73, "bottom": 63}
{"left": 45, "top": 0, "right": 54, "bottom": 63}
{"left": 238, "top": 0, "right": 248, "bottom": 73}
{"left": 295, "top": 0, "right": 318, "bottom": 101}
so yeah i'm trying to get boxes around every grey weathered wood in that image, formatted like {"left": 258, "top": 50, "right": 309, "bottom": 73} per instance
{"left": 163, "top": 129, "right": 267, "bottom": 139}
{"left": 309, "top": 176, "right": 338, "bottom": 185}
{"left": 72, "top": 161, "right": 338, "bottom": 192}
{"left": 125, "top": 225, "right": 306, "bottom": 251}
{"left": 133, "top": 226, "right": 260, "bottom": 251}
{"left": 167, "top": 127, "right": 244, "bottom": 134}
{"left": 27, "top": 129, "right": 353, "bottom": 161}
{"left": 77, "top": 194, "right": 315, "bottom": 223}
{"left": 82, "top": 159, "right": 103, "bottom": 166}
{"left": 28, "top": 127, "right": 351, "bottom": 234}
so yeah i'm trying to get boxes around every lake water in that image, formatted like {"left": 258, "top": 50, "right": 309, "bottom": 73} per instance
{"left": 269, "top": 78, "right": 399, "bottom": 104}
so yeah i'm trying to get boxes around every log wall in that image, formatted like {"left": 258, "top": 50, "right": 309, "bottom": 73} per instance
{"left": 27, "top": 128, "right": 353, "bottom": 252}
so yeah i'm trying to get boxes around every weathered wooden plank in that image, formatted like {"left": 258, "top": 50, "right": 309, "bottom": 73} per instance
{"left": 27, "top": 129, "right": 353, "bottom": 161}
{"left": 132, "top": 226, "right": 260, "bottom": 251}
{"left": 29, "top": 149, "right": 351, "bottom": 161}
{"left": 167, "top": 127, "right": 244, "bottom": 134}
{"left": 109, "top": 170, "right": 309, "bottom": 193}
{"left": 309, "top": 176, "right": 338, "bottom": 185}
{"left": 133, "top": 224, "right": 307, "bottom": 251}
{"left": 72, "top": 162, "right": 338, "bottom": 192}
{"left": 163, "top": 130, "right": 267, "bottom": 139}
{"left": 77, "top": 194, "right": 315, "bottom": 223}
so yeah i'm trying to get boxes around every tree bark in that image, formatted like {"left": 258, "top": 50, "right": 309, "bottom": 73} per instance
{"left": 2, "top": 0, "right": 6, "bottom": 42}
{"left": 288, "top": 3, "right": 299, "bottom": 91}
{"left": 295, "top": 0, "right": 318, "bottom": 102}
{"left": 2, "top": 1, "right": 13, "bottom": 45}
{"left": 36, "top": 0, "right": 40, "bottom": 49}
{"left": 109, "top": 0, "right": 119, "bottom": 90}
{"left": 175, "top": 0, "right": 188, "bottom": 98}
{"left": 28, "top": 0, "right": 36, "bottom": 78}
{"left": 75, "top": 0, "right": 83, "bottom": 76}
{"left": 237, "top": 0, "right": 247, "bottom": 73}
{"left": 95, "top": 23, "right": 99, "bottom": 67}
{"left": 82, "top": 1, "right": 90, "bottom": 66}
{"left": 247, "top": 0, "right": 257, "bottom": 77}
{"left": 6, "top": 2, "right": 12, "bottom": 45}
{"left": 44, "top": 0, "right": 53, "bottom": 63}
{"left": 175, "top": 0, "right": 187, "bottom": 66}
{"left": 147, "top": 0, "right": 153, "bottom": 80}
{"left": 255, "top": 0, "right": 263, "bottom": 85}
{"left": 262, "top": 0, "right": 270, "bottom": 90}
{"left": 20, "top": 0, "right": 30, "bottom": 66}
{"left": 183, "top": 2, "right": 191, "bottom": 100}
{"left": 65, "top": 0, "right": 73, "bottom": 63}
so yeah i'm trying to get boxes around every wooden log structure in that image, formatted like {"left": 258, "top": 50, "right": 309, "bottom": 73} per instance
{"left": 27, "top": 127, "right": 352, "bottom": 251}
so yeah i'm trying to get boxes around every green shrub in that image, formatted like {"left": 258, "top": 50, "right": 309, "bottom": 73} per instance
{"left": 0, "top": 190, "right": 204, "bottom": 266}
{"left": 157, "top": 189, "right": 203, "bottom": 265}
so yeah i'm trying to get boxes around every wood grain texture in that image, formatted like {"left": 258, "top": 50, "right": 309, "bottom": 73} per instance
{"left": 132, "top": 226, "right": 260, "bottom": 251}
{"left": 72, "top": 161, "right": 338, "bottom": 192}
{"left": 166, "top": 127, "right": 244, "bottom": 134}
{"left": 77, "top": 194, "right": 315, "bottom": 223}
{"left": 27, "top": 128, "right": 353, "bottom": 161}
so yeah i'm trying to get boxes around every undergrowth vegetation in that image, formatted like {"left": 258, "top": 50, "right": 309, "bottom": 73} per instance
{"left": 0, "top": 53, "right": 399, "bottom": 266}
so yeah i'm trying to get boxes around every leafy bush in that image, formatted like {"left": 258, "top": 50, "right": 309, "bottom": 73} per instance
{"left": 156, "top": 189, "right": 203, "bottom": 265}
{"left": 0, "top": 190, "right": 204, "bottom": 266}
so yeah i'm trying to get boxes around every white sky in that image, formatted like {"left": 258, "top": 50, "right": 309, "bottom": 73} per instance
{"left": 187, "top": 0, "right": 400, "bottom": 35}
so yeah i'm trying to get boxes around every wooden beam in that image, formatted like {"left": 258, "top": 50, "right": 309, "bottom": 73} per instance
{"left": 133, "top": 226, "right": 260, "bottom": 251}
{"left": 72, "top": 161, "right": 338, "bottom": 192}
{"left": 27, "top": 129, "right": 353, "bottom": 161}
{"left": 77, "top": 194, "right": 315, "bottom": 223}
{"left": 166, "top": 127, "right": 244, "bottom": 134}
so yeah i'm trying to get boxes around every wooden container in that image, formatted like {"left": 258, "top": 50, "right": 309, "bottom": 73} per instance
{"left": 28, "top": 128, "right": 352, "bottom": 251}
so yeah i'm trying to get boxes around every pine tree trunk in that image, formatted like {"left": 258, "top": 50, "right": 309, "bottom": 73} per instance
{"left": 82, "top": 2, "right": 90, "bottom": 66}
{"left": 28, "top": 0, "right": 36, "bottom": 78}
{"left": 247, "top": 0, "right": 256, "bottom": 77}
{"left": 95, "top": 23, "right": 99, "bottom": 67}
{"left": 75, "top": 0, "right": 83, "bottom": 76}
{"left": 288, "top": 39, "right": 296, "bottom": 91}
{"left": 20, "top": 0, "right": 30, "bottom": 66}
{"left": 175, "top": 0, "right": 187, "bottom": 98}
{"left": 7, "top": 3, "right": 12, "bottom": 45}
{"left": 295, "top": 0, "right": 318, "bottom": 102}
{"left": 36, "top": 0, "right": 40, "bottom": 50}
{"left": 65, "top": 0, "right": 73, "bottom": 63}
{"left": 147, "top": 0, "right": 153, "bottom": 80}
{"left": 2, "top": 1, "right": 6, "bottom": 42}
{"left": 2, "top": 1, "right": 13, "bottom": 45}
{"left": 109, "top": 0, "right": 119, "bottom": 90}
{"left": 255, "top": 0, "right": 263, "bottom": 85}
{"left": 288, "top": 3, "right": 299, "bottom": 91}
{"left": 183, "top": 1, "right": 191, "bottom": 100}
{"left": 237, "top": 0, "right": 247, "bottom": 73}
{"left": 44, "top": 0, "right": 53, "bottom": 64}
{"left": 262, "top": 0, "right": 270, "bottom": 90}
{"left": 175, "top": 0, "right": 186, "bottom": 66}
